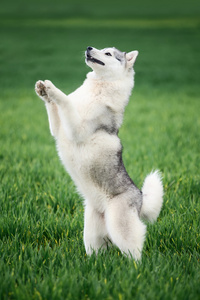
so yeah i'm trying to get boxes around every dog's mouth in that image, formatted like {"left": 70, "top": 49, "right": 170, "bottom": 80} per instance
{"left": 86, "top": 53, "right": 105, "bottom": 66}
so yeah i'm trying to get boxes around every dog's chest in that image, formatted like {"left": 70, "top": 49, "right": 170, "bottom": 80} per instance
{"left": 56, "top": 134, "right": 111, "bottom": 211}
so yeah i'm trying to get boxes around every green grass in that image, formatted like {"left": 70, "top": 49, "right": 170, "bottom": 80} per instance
{"left": 0, "top": 0, "right": 200, "bottom": 299}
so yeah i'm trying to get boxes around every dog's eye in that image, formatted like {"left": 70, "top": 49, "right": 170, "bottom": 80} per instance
{"left": 105, "top": 52, "right": 112, "bottom": 56}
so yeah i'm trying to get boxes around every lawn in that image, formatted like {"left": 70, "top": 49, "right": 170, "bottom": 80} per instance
{"left": 0, "top": 0, "right": 200, "bottom": 299}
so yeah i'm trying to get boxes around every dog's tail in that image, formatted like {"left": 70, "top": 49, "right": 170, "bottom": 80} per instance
{"left": 140, "top": 170, "right": 164, "bottom": 222}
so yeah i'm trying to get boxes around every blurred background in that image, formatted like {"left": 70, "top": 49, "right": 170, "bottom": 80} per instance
{"left": 0, "top": 2, "right": 200, "bottom": 299}
{"left": 0, "top": 0, "right": 200, "bottom": 196}
{"left": 1, "top": 0, "right": 200, "bottom": 93}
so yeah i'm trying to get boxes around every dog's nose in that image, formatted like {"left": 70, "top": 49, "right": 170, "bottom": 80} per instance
{"left": 87, "top": 46, "right": 93, "bottom": 51}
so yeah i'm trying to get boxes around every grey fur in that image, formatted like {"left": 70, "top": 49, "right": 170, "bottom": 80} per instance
{"left": 94, "top": 106, "right": 118, "bottom": 135}
{"left": 89, "top": 145, "right": 143, "bottom": 214}
{"left": 113, "top": 48, "right": 126, "bottom": 63}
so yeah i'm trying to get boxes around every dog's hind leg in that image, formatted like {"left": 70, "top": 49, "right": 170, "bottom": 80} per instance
{"left": 105, "top": 197, "right": 146, "bottom": 260}
{"left": 84, "top": 204, "right": 108, "bottom": 255}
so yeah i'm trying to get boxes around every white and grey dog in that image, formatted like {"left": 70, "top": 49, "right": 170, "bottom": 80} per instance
{"left": 35, "top": 46, "right": 163, "bottom": 260}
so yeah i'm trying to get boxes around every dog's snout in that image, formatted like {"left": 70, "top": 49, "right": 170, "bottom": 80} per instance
{"left": 87, "top": 46, "right": 93, "bottom": 52}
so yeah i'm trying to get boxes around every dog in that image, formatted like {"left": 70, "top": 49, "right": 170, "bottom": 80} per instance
{"left": 35, "top": 46, "right": 163, "bottom": 260}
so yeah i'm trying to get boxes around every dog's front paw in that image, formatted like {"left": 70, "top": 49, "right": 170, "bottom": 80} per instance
{"left": 35, "top": 80, "right": 54, "bottom": 102}
{"left": 35, "top": 80, "right": 48, "bottom": 99}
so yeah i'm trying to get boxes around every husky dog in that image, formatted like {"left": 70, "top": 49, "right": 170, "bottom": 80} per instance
{"left": 35, "top": 46, "right": 163, "bottom": 260}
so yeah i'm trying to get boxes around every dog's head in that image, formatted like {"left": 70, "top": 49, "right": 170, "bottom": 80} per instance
{"left": 85, "top": 46, "right": 138, "bottom": 79}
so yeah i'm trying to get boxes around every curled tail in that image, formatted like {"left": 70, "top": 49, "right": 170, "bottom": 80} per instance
{"left": 141, "top": 170, "right": 164, "bottom": 222}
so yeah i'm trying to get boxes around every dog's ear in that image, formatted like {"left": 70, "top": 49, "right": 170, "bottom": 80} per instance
{"left": 126, "top": 51, "right": 139, "bottom": 68}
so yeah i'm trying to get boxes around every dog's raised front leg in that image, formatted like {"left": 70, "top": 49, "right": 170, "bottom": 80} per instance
{"left": 35, "top": 80, "right": 61, "bottom": 138}
{"left": 35, "top": 80, "right": 82, "bottom": 141}
{"left": 36, "top": 80, "right": 69, "bottom": 105}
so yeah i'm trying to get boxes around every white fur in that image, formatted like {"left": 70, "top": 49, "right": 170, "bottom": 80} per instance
{"left": 141, "top": 170, "right": 164, "bottom": 222}
{"left": 35, "top": 47, "right": 163, "bottom": 260}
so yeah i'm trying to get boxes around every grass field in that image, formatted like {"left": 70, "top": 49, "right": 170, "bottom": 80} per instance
{"left": 0, "top": 0, "right": 200, "bottom": 299}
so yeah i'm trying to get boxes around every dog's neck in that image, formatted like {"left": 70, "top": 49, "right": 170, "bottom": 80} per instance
{"left": 86, "top": 70, "right": 134, "bottom": 94}
{"left": 84, "top": 71, "right": 134, "bottom": 110}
